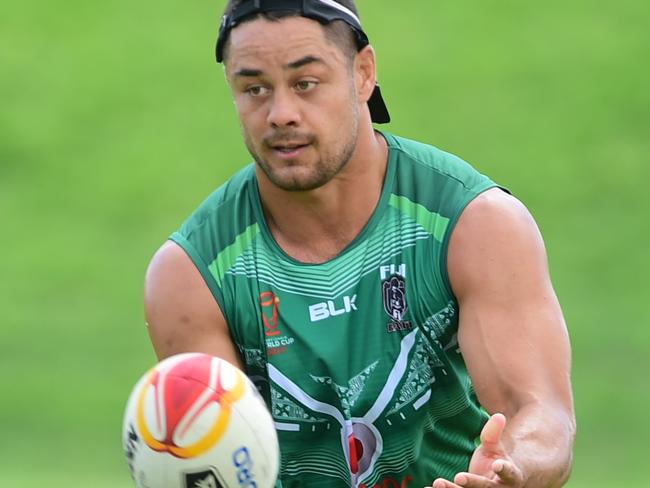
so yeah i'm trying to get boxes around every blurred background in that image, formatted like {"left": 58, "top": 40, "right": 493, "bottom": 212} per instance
{"left": 1, "top": 0, "right": 648, "bottom": 486}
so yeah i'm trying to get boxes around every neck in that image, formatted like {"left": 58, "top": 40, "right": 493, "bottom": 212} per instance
{"left": 257, "top": 127, "right": 389, "bottom": 264}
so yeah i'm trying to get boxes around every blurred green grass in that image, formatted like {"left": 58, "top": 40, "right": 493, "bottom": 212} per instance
{"left": 1, "top": 0, "right": 647, "bottom": 486}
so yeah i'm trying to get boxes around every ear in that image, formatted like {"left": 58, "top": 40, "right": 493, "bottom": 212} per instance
{"left": 354, "top": 45, "right": 377, "bottom": 104}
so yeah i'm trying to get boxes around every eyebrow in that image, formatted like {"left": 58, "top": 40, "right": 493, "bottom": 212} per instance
{"left": 234, "top": 68, "right": 263, "bottom": 78}
{"left": 234, "top": 55, "right": 326, "bottom": 78}
{"left": 286, "top": 55, "right": 325, "bottom": 70}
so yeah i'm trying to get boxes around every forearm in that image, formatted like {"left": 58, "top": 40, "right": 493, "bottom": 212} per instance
{"left": 503, "top": 402, "right": 576, "bottom": 488}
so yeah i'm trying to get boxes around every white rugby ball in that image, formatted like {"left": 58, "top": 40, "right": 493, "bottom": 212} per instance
{"left": 122, "top": 353, "right": 279, "bottom": 488}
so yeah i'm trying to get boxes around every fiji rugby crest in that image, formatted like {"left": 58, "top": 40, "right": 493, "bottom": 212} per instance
{"left": 380, "top": 264, "right": 413, "bottom": 333}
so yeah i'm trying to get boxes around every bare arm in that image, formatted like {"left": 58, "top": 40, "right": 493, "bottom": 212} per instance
{"left": 433, "top": 188, "right": 575, "bottom": 488}
{"left": 144, "top": 240, "right": 243, "bottom": 368}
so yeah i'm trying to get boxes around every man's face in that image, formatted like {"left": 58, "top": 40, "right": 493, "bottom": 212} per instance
{"left": 225, "top": 16, "right": 361, "bottom": 192}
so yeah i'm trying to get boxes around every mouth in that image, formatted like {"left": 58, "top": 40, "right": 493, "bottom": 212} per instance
{"left": 270, "top": 142, "right": 310, "bottom": 158}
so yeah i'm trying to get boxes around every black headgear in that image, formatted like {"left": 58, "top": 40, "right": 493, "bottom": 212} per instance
{"left": 216, "top": 0, "right": 390, "bottom": 124}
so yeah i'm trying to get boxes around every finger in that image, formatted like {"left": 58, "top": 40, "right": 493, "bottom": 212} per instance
{"left": 480, "top": 413, "right": 507, "bottom": 451}
{"left": 431, "top": 478, "right": 463, "bottom": 488}
{"left": 492, "top": 459, "right": 524, "bottom": 485}
{"left": 454, "top": 473, "right": 498, "bottom": 488}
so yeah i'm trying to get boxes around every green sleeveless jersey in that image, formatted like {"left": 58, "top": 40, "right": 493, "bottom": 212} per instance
{"left": 170, "top": 132, "right": 500, "bottom": 488}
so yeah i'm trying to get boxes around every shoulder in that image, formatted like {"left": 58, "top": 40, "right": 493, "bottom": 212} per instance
{"left": 453, "top": 188, "right": 542, "bottom": 247}
{"left": 455, "top": 188, "right": 539, "bottom": 235}
{"left": 144, "top": 240, "right": 242, "bottom": 366}
{"left": 448, "top": 188, "right": 549, "bottom": 297}
{"left": 384, "top": 133, "right": 504, "bottom": 242}
{"left": 145, "top": 241, "right": 212, "bottom": 308}
{"left": 384, "top": 132, "right": 502, "bottom": 215}
{"left": 179, "top": 164, "right": 257, "bottom": 234}
{"left": 384, "top": 132, "right": 496, "bottom": 190}
{"left": 172, "top": 164, "right": 260, "bottom": 268}
{"left": 144, "top": 240, "right": 219, "bottom": 329}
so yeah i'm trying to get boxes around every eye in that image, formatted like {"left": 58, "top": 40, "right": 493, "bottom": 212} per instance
{"left": 245, "top": 85, "right": 270, "bottom": 97}
{"left": 295, "top": 80, "right": 318, "bottom": 93}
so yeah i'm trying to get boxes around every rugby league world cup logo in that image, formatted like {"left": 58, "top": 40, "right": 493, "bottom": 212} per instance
{"left": 260, "top": 291, "right": 281, "bottom": 337}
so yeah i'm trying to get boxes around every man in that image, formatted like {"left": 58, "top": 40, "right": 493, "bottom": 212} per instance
{"left": 144, "top": 1, "right": 575, "bottom": 487}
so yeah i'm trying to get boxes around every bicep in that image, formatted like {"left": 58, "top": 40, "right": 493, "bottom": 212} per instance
{"left": 144, "top": 240, "right": 243, "bottom": 369}
{"left": 448, "top": 190, "right": 573, "bottom": 416}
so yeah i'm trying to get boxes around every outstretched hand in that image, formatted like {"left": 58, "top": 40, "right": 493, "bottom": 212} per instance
{"left": 429, "top": 413, "right": 525, "bottom": 488}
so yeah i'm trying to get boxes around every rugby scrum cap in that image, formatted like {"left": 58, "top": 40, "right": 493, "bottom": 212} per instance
{"left": 216, "top": 0, "right": 391, "bottom": 123}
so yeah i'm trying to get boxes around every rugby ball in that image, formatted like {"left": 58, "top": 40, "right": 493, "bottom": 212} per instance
{"left": 122, "top": 353, "right": 279, "bottom": 488}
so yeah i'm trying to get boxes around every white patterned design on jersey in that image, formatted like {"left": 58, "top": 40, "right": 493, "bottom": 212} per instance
{"left": 310, "top": 361, "right": 379, "bottom": 417}
{"left": 269, "top": 329, "right": 418, "bottom": 487}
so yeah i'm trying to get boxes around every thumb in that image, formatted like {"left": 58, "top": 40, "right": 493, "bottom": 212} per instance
{"left": 479, "top": 413, "right": 507, "bottom": 452}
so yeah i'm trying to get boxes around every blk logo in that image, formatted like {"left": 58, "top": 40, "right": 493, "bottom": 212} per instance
{"left": 309, "top": 295, "right": 358, "bottom": 322}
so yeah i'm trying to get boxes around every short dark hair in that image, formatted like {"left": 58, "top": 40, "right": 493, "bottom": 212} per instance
{"left": 221, "top": 0, "right": 360, "bottom": 65}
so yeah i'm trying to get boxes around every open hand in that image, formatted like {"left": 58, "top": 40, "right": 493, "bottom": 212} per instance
{"left": 429, "top": 413, "right": 524, "bottom": 488}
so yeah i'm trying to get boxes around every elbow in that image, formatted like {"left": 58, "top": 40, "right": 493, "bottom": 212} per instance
{"left": 550, "top": 410, "right": 577, "bottom": 487}
{"left": 562, "top": 413, "right": 577, "bottom": 484}
{"left": 519, "top": 401, "right": 576, "bottom": 488}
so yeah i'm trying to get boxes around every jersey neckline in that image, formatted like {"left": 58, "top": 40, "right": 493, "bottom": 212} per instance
{"left": 250, "top": 131, "right": 399, "bottom": 267}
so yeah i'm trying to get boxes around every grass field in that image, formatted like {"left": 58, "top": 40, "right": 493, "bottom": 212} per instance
{"left": 1, "top": 0, "right": 648, "bottom": 486}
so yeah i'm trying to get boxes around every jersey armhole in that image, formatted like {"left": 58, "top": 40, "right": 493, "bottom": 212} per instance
{"left": 169, "top": 232, "right": 229, "bottom": 324}
{"left": 439, "top": 184, "right": 508, "bottom": 300}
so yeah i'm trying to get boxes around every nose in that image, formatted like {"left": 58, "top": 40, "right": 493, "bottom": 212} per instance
{"left": 267, "top": 87, "right": 301, "bottom": 128}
